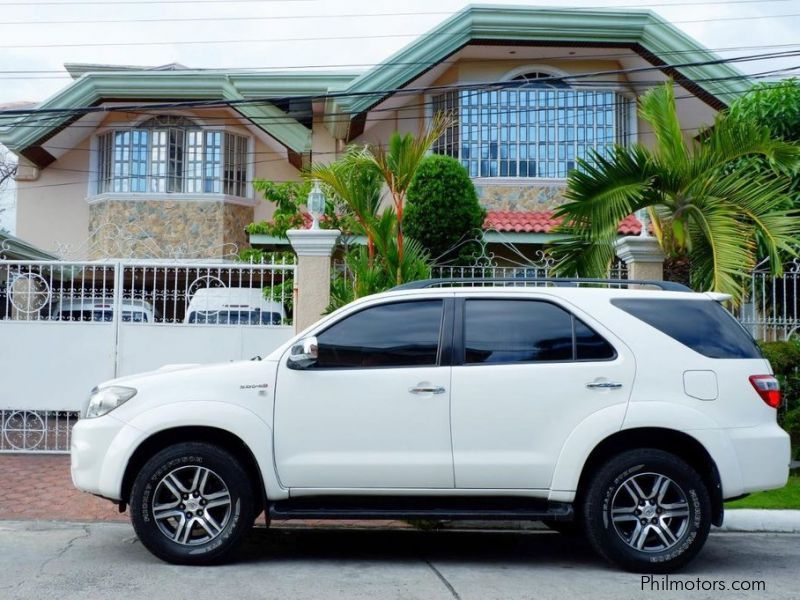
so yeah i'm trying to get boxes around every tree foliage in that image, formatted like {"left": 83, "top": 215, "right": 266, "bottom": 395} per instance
{"left": 309, "top": 147, "right": 382, "bottom": 262}
{"left": 728, "top": 78, "right": 800, "bottom": 204}
{"left": 246, "top": 179, "right": 353, "bottom": 238}
{"left": 552, "top": 83, "right": 800, "bottom": 301}
{"left": 405, "top": 154, "right": 486, "bottom": 264}
{"left": 363, "top": 112, "right": 450, "bottom": 280}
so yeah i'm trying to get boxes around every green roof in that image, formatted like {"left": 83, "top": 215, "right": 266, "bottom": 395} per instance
{"left": 0, "top": 4, "right": 749, "bottom": 165}
{"left": 0, "top": 230, "right": 59, "bottom": 260}
{"left": 329, "top": 4, "right": 749, "bottom": 136}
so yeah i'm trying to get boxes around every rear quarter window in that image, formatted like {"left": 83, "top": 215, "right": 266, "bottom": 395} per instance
{"left": 611, "top": 298, "right": 762, "bottom": 359}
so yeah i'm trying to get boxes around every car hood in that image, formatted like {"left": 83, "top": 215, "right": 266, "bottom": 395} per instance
{"left": 97, "top": 359, "right": 276, "bottom": 390}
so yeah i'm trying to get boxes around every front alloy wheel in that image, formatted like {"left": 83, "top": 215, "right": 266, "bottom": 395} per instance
{"left": 151, "top": 465, "right": 232, "bottom": 546}
{"left": 582, "top": 449, "right": 711, "bottom": 573}
{"left": 130, "top": 442, "right": 256, "bottom": 564}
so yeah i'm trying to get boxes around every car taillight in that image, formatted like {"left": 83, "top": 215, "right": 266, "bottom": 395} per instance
{"left": 749, "top": 375, "right": 781, "bottom": 408}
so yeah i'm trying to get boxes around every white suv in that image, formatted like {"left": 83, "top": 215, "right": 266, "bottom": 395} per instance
{"left": 70, "top": 279, "right": 790, "bottom": 572}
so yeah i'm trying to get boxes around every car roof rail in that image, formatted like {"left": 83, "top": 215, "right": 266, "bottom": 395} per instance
{"left": 391, "top": 277, "right": 693, "bottom": 292}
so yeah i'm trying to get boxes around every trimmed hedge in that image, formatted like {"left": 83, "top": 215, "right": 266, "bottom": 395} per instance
{"left": 405, "top": 155, "right": 486, "bottom": 264}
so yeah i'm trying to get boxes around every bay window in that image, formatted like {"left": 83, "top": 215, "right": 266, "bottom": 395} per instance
{"left": 432, "top": 75, "right": 633, "bottom": 179}
{"left": 96, "top": 116, "right": 249, "bottom": 197}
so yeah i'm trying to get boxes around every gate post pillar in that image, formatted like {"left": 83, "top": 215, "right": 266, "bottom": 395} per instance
{"left": 614, "top": 236, "right": 665, "bottom": 282}
{"left": 286, "top": 228, "right": 340, "bottom": 333}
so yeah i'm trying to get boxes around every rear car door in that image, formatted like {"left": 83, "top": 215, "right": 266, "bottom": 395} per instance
{"left": 449, "top": 294, "right": 635, "bottom": 489}
{"left": 274, "top": 296, "right": 455, "bottom": 489}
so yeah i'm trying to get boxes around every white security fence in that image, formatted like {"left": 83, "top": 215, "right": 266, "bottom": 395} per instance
{"left": 430, "top": 260, "right": 629, "bottom": 282}
{"left": 735, "top": 259, "right": 800, "bottom": 342}
{"left": 0, "top": 258, "right": 296, "bottom": 452}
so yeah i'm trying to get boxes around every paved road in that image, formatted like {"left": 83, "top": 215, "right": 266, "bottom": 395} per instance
{"left": 1, "top": 522, "right": 798, "bottom": 600}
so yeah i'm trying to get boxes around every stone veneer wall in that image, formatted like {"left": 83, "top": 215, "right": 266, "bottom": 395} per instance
{"left": 474, "top": 183, "right": 567, "bottom": 212}
{"left": 88, "top": 200, "right": 254, "bottom": 259}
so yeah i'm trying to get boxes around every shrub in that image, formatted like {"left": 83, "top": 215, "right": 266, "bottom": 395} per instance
{"left": 759, "top": 340, "right": 800, "bottom": 448}
{"left": 405, "top": 155, "right": 485, "bottom": 264}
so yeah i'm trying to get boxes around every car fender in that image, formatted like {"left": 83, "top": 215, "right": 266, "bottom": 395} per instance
{"left": 622, "top": 400, "right": 744, "bottom": 497}
{"left": 548, "top": 403, "right": 628, "bottom": 502}
{"left": 547, "top": 401, "right": 744, "bottom": 502}
{"left": 100, "top": 401, "right": 287, "bottom": 502}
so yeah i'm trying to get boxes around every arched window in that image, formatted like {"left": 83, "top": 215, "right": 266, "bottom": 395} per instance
{"left": 432, "top": 69, "right": 632, "bottom": 179}
{"left": 96, "top": 116, "right": 249, "bottom": 197}
{"left": 511, "top": 71, "right": 571, "bottom": 89}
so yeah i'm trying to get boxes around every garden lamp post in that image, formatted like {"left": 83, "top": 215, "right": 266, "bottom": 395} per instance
{"left": 307, "top": 180, "right": 325, "bottom": 230}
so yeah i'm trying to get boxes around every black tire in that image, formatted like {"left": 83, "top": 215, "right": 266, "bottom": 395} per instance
{"left": 582, "top": 449, "right": 711, "bottom": 573}
{"left": 542, "top": 519, "right": 583, "bottom": 537}
{"left": 130, "top": 442, "right": 256, "bottom": 565}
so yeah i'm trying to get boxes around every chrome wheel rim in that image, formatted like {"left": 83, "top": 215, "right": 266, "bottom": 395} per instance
{"left": 152, "top": 466, "right": 232, "bottom": 546}
{"left": 610, "top": 472, "right": 690, "bottom": 553}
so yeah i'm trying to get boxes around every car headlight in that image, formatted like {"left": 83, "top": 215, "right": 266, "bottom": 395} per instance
{"left": 85, "top": 386, "right": 137, "bottom": 419}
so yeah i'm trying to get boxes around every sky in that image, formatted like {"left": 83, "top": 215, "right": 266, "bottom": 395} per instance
{"left": 0, "top": 0, "right": 798, "bottom": 232}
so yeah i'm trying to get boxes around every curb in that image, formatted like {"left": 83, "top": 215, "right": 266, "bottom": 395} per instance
{"left": 716, "top": 509, "right": 800, "bottom": 534}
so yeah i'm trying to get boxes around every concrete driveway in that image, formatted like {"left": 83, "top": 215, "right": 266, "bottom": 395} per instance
{"left": 1, "top": 521, "right": 798, "bottom": 600}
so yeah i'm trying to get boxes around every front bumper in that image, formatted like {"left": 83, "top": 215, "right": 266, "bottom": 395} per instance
{"left": 70, "top": 414, "right": 139, "bottom": 501}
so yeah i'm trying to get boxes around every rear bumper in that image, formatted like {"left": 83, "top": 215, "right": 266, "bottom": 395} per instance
{"left": 726, "top": 423, "right": 791, "bottom": 496}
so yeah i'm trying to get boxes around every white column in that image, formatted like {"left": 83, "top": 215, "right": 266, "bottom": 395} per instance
{"left": 614, "top": 235, "right": 665, "bottom": 281}
{"left": 286, "top": 228, "right": 340, "bottom": 333}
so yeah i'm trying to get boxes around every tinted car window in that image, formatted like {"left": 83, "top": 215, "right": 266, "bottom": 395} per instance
{"left": 611, "top": 298, "right": 761, "bottom": 359}
{"left": 315, "top": 300, "right": 443, "bottom": 368}
{"left": 575, "top": 318, "right": 616, "bottom": 360}
{"left": 464, "top": 300, "right": 574, "bottom": 364}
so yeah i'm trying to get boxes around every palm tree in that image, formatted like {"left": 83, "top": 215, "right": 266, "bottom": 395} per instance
{"left": 364, "top": 112, "right": 451, "bottom": 281}
{"left": 552, "top": 83, "right": 800, "bottom": 300}
{"left": 309, "top": 147, "right": 382, "bottom": 264}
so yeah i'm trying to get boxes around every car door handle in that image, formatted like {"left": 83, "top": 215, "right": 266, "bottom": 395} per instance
{"left": 586, "top": 381, "right": 623, "bottom": 390}
{"left": 409, "top": 385, "right": 446, "bottom": 395}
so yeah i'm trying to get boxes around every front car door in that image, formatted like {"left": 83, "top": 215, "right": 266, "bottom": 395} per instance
{"left": 449, "top": 294, "right": 635, "bottom": 489}
{"left": 274, "top": 296, "right": 455, "bottom": 490}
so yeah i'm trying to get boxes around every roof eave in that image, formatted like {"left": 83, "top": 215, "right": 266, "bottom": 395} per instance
{"left": 330, "top": 5, "right": 749, "bottom": 134}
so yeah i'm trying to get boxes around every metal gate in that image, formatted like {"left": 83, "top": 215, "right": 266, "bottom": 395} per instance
{"left": 0, "top": 257, "right": 295, "bottom": 452}
{"left": 734, "top": 258, "right": 800, "bottom": 342}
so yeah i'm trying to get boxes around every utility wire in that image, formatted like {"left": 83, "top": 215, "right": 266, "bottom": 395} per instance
{"left": 1, "top": 49, "right": 796, "bottom": 120}
{"left": 0, "top": 0, "right": 791, "bottom": 8}
{"left": 0, "top": 1, "right": 797, "bottom": 26}
{"left": 1, "top": 12, "right": 799, "bottom": 50}
{"left": 5, "top": 68, "right": 797, "bottom": 132}
{"left": 15, "top": 78, "right": 799, "bottom": 188}
{"left": 0, "top": 42, "right": 799, "bottom": 76}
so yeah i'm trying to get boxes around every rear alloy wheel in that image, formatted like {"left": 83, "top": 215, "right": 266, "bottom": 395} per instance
{"left": 130, "top": 442, "right": 256, "bottom": 564}
{"left": 582, "top": 449, "right": 711, "bottom": 573}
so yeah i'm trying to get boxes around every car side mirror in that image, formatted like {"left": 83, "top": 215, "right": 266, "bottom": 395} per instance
{"left": 287, "top": 336, "right": 318, "bottom": 369}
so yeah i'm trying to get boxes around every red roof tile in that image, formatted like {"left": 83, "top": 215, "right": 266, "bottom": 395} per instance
{"left": 484, "top": 210, "right": 644, "bottom": 235}
{"left": 296, "top": 209, "right": 644, "bottom": 235}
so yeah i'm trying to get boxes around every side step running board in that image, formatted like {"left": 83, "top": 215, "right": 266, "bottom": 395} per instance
{"left": 268, "top": 498, "right": 573, "bottom": 521}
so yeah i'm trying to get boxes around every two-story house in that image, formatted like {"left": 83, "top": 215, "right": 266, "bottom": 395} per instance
{"left": 0, "top": 5, "right": 750, "bottom": 260}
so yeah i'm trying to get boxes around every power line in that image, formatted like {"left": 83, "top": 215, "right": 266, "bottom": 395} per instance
{"left": 2, "top": 49, "right": 796, "bottom": 121}
{"left": 0, "top": 0, "right": 791, "bottom": 8}
{"left": 0, "top": 0, "right": 314, "bottom": 4}
{"left": 5, "top": 68, "right": 797, "bottom": 132}
{"left": 12, "top": 77, "right": 798, "bottom": 190}
{"left": 1, "top": 12, "right": 799, "bottom": 50}
{"left": 0, "top": 1, "right": 796, "bottom": 26}
{"left": 1, "top": 42, "right": 799, "bottom": 80}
